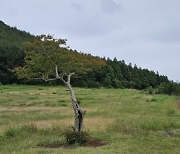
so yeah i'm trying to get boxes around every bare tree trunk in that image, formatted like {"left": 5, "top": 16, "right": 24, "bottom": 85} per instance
{"left": 66, "top": 82, "right": 86, "bottom": 132}
{"left": 55, "top": 66, "right": 86, "bottom": 132}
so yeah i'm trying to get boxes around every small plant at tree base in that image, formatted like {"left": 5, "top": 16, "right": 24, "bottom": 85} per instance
{"left": 62, "top": 129, "right": 90, "bottom": 145}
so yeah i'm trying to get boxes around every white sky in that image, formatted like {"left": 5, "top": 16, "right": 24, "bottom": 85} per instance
{"left": 0, "top": 0, "right": 180, "bottom": 82}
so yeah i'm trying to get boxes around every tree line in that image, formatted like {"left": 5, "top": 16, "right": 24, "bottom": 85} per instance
{"left": 70, "top": 58, "right": 180, "bottom": 95}
{"left": 0, "top": 20, "right": 180, "bottom": 95}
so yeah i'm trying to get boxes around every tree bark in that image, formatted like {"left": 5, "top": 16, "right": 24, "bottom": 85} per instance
{"left": 66, "top": 82, "right": 86, "bottom": 132}
{"left": 55, "top": 65, "right": 85, "bottom": 132}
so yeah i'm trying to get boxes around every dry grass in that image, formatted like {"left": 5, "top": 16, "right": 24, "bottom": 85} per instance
{"left": 0, "top": 106, "right": 71, "bottom": 112}
{"left": 27, "top": 117, "right": 114, "bottom": 132}
{"left": 84, "top": 117, "right": 114, "bottom": 131}
{"left": 177, "top": 101, "right": 180, "bottom": 109}
{"left": 0, "top": 85, "right": 179, "bottom": 154}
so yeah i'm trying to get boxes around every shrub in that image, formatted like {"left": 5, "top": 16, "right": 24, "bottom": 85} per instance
{"left": 146, "top": 87, "right": 154, "bottom": 94}
{"left": 151, "top": 98, "right": 157, "bottom": 102}
{"left": 157, "top": 82, "right": 180, "bottom": 96}
{"left": 62, "top": 129, "right": 89, "bottom": 145}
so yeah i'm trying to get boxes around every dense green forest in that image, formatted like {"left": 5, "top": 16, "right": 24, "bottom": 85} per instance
{"left": 71, "top": 58, "right": 180, "bottom": 95}
{"left": 0, "top": 20, "right": 34, "bottom": 84}
{"left": 0, "top": 20, "right": 180, "bottom": 95}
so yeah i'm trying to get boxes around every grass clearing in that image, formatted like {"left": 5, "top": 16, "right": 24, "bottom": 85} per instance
{"left": 0, "top": 85, "right": 179, "bottom": 153}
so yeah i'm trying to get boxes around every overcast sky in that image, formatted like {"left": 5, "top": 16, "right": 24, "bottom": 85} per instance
{"left": 0, "top": 0, "right": 180, "bottom": 82}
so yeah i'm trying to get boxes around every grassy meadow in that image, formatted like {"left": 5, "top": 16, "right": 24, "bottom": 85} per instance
{"left": 0, "top": 85, "right": 179, "bottom": 153}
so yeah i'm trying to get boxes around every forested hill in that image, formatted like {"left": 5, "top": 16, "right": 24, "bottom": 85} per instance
{"left": 0, "top": 20, "right": 35, "bottom": 83}
{"left": 0, "top": 20, "right": 179, "bottom": 95}
{"left": 71, "top": 58, "right": 180, "bottom": 95}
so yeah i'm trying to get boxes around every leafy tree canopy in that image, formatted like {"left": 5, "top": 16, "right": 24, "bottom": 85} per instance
{"left": 15, "top": 35, "right": 106, "bottom": 132}
{"left": 16, "top": 35, "right": 106, "bottom": 81}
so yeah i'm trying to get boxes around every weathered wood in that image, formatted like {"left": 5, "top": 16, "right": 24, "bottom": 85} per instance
{"left": 35, "top": 64, "right": 86, "bottom": 132}
{"left": 66, "top": 82, "right": 86, "bottom": 132}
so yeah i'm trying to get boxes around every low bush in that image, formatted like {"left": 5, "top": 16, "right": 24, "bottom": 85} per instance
{"left": 62, "top": 129, "right": 90, "bottom": 145}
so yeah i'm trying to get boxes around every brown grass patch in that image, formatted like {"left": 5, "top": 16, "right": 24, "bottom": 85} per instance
{"left": 177, "top": 101, "right": 180, "bottom": 109}
{"left": 0, "top": 106, "right": 98, "bottom": 113}
{"left": 84, "top": 117, "right": 114, "bottom": 131}
{"left": 32, "top": 117, "right": 114, "bottom": 131}
{"left": 33, "top": 119, "right": 73, "bottom": 129}
{"left": 0, "top": 106, "right": 70, "bottom": 112}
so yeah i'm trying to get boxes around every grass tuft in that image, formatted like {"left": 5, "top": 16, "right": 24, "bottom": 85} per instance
{"left": 166, "top": 109, "right": 176, "bottom": 116}
{"left": 4, "top": 128, "right": 16, "bottom": 138}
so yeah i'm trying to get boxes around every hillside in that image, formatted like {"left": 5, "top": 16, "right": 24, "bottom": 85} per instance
{"left": 0, "top": 20, "right": 180, "bottom": 95}
{"left": 0, "top": 20, "right": 35, "bottom": 84}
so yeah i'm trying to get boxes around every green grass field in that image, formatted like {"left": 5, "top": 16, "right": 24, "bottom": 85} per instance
{"left": 0, "top": 85, "right": 179, "bottom": 153}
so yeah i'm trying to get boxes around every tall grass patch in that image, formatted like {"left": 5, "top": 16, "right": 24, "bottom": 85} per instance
{"left": 108, "top": 116, "right": 180, "bottom": 137}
